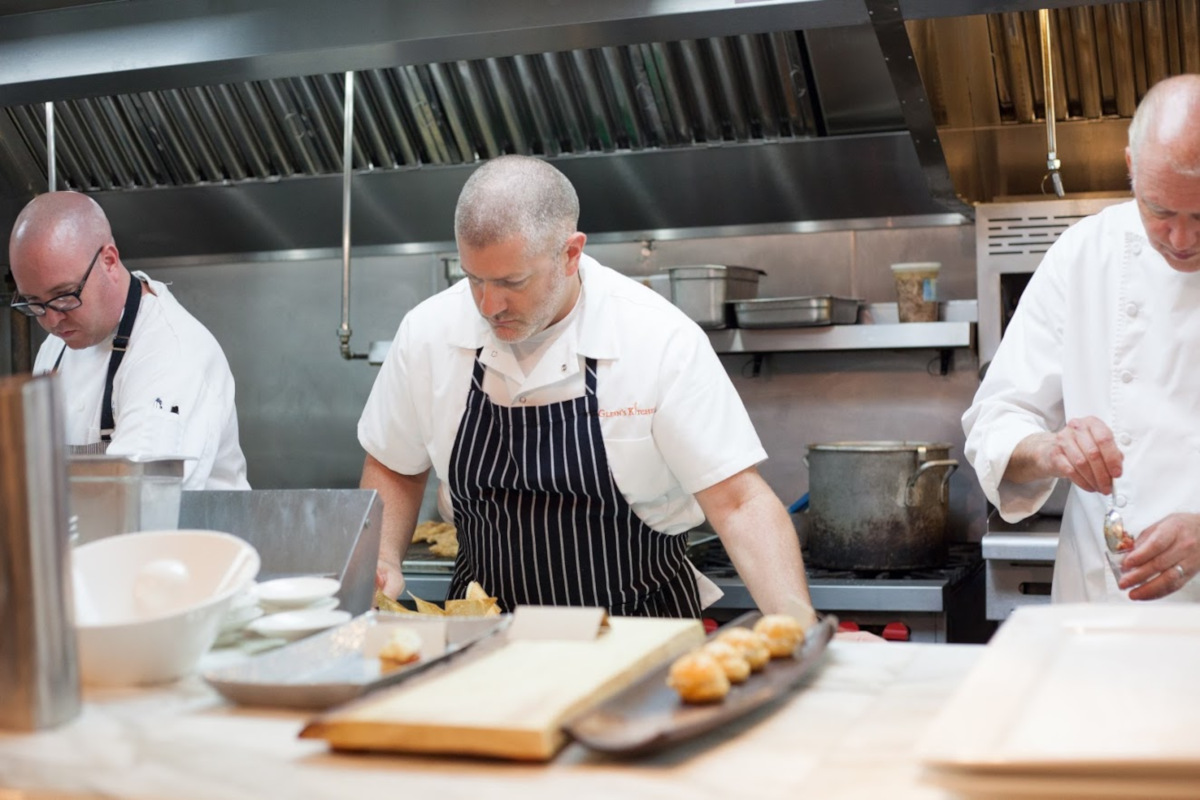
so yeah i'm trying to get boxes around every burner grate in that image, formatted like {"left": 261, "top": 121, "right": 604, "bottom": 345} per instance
{"left": 689, "top": 540, "right": 982, "bottom": 587}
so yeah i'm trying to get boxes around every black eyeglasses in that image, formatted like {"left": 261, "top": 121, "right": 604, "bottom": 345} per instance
{"left": 10, "top": 246, "right": 103, "bottom": 317}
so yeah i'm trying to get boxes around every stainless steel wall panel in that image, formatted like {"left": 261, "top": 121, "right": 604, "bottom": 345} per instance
{"left": 0, "top": 0, "right": 870, "bottom": 106}
{"left": 804, "top": 25, "right": 905, "bottom": 134}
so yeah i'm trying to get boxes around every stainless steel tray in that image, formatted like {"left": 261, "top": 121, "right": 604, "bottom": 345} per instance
{"left": 563, "top": 612, "right": 836, "bottom": 756}
{"left": 203, "top": 611, "right": 509, "bottom": 710}
{"left": 731, "top": 296, "right": 860, "bottom": 328}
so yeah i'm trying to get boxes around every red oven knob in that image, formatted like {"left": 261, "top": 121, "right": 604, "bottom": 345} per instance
{"left": 882, "top": 622, "right": 910, "bottom": 642}
{"left": 838, "top": 621, "right": 861, "bottom": 633}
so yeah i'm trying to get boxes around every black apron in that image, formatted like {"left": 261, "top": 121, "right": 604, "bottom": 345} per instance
{"left": 53, "top": 272, "right": 143, "bottom": 455}
{"left": 446, "top": 350, "right": 701, "bottom": 618}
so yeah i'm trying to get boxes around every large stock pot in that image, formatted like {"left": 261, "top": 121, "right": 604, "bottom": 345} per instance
{"left": 806, "top": 441, "right": 957, "bottom": 571}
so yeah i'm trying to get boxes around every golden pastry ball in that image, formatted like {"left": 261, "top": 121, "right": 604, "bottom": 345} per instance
{"left": 666, "top": 651, "right": 730, "bottom": 704}
{"left": 715, "top": 627, "right": 771, "bottom": 671}
{"left": 753, "top": 614, "right": 806, "bottom": 658}
{"left": 701, "top": 640, "right": 751, "bottom": 684}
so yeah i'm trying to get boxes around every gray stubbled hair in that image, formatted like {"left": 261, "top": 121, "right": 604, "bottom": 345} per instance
{"left": 454, "top": 155, "right": 579, "bottom": 257}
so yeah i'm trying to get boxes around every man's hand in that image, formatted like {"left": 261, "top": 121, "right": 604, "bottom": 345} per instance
{"left": 376, "top": 557, "right": 406, "bottom": 600}
{"left": 1010, "top": 417, "right": 1123, "bottom": 494}
{"left": 1119, "top": 513, "right": 1199, "bottom": 600}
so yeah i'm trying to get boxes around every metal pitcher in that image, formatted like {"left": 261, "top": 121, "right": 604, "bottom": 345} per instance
{"left": 0, "top": 373, "right": 80, "bottom": 730}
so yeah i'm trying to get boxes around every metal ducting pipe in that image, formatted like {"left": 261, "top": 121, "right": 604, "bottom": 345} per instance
{"left": 338, "top": 71, "right": 367, "bottom": 361}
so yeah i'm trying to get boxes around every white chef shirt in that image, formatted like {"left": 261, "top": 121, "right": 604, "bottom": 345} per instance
{"left": 34, "top": 272, "right": 250, "bottom": 491}
{"left": 358, "top": 254, "right": 768, "bottom": 536}
{"left": 963, "top": 200, "right": 1200, "bottom": 603}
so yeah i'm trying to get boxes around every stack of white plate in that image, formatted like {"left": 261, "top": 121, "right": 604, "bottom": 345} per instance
{"left": 216, "top": 576, "right": 351, "bottom": 646}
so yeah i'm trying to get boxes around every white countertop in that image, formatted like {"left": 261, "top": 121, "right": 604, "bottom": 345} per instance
{"left": 0, "top": 642, "right": 983, "bottom": 800}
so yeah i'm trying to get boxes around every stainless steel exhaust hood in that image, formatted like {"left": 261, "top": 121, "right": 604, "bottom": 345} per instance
{"left": 0, "top": 0, "right": 1188, "bottom": 260}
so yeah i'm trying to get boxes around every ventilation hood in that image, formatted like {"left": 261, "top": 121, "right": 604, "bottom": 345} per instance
{"left": 0, "top": 0, "right": 1184, "bottom": 260}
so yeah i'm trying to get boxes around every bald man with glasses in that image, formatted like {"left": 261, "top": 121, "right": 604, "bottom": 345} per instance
{"left": 8, "top": 191, "right": 249, "bottom": 490}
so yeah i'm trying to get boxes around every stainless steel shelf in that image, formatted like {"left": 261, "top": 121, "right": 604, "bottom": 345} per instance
{"left": 707, "top": 321, "right": 975, "bottom": 354}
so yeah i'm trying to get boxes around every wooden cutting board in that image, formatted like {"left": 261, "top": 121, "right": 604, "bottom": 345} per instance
{"left": 300, "top": 616, "right": 705, "bottom": 761}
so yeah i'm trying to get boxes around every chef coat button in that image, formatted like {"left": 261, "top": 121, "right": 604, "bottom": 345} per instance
{"left": 519, "top": 396, "right": 527, "bottom": 404}
{"left": 1121, "top": 371, "right": 1133, "bottom": 383}
{"left": 1116, "top": 495, "right": 1127, "bottom": 508}
{"left": 1119, "top": 433, "right": 1132, "bottom": 446}
{"left": 1126, "top": 303, "right": 1139, "bottom": 317}
{"left": 561, "top": 363, "right": 567, "bottom": 373}
{"left": 490, "top": 350, "right": 498, "bottom": 358}
{"left": 1131, "top": 241, "right": 1143, "bottom": 255}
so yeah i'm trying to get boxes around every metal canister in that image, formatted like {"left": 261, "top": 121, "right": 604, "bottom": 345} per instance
{"left": 0, "top": 373, "right": 80, "bottom": 730}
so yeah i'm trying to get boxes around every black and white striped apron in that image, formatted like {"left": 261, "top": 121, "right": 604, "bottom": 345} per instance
{"left": 446, "top": 351, "right": 701, "bottom": 618}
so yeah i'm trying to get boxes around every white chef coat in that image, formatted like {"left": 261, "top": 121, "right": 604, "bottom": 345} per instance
{"left": 963, "top": 200, "right": 1200, "bottom": 603}
{"left": 34, "top": 272, "right": 250, "bottom": 491}
{"left": 358, "top": 254, "right": 768, "bottom": 536}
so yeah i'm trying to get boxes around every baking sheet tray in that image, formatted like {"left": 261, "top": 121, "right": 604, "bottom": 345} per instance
{"left": 731, "top": 296, "right": 860, "bottom": 328}
{"left": 562, "top": 611, "right": 836, "bottom": 756}
{"left": 203, "top": 611, "right": 509, "bottom": 710}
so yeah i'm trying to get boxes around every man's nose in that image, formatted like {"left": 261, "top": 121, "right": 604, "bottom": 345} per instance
{"left": 40, "top": 307, "right": 65, "bottom": 328}
{"left": 478, "top": 284, "right": 505, "bottom": 317}
{"left": 1168, "top": 218, "right": 1200, "bottom": 251}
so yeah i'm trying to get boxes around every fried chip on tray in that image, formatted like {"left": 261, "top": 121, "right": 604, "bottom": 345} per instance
{"left": 374, "top": 589, "right": 413, "bottom": 614}
{"left": 445, "top": 598, "right": 493, "bottom": 617}
{"left": 410, "top": 594, "right": 447, "bottom": 616}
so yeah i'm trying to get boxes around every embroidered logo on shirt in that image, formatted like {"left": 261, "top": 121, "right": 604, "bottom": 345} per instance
{"left": 598, "top": 402, "right": 656, "bottom": 418}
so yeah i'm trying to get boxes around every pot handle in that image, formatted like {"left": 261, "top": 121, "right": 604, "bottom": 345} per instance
{"left": 905, "top": 460, "right": 958, "bottom": 506}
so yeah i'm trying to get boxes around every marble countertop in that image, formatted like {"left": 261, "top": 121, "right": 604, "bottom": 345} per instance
{"left": 0, "top": 641, "right": 983, "bottom": 800}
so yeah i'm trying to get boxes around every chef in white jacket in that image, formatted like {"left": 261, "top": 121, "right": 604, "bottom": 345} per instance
{"left": 8, "top": 191, "right": 249, "bottom": 490}
{"left": 963, "top": 74, "right": 1200, "bottom": 604}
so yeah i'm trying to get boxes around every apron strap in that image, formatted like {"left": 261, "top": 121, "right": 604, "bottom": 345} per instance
{"left": 100, "top": 273, "right": 144, "bottom": 442}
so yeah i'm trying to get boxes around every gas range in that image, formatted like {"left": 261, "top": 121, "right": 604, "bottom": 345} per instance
{"left": 401, "top": 539, "right": 992, "bottom": 643}
{"left": 689, "top": 539, "right": 991, "bottom": 644}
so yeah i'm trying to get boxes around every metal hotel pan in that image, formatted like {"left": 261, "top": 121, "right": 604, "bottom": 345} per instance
{"left": 731, "top": 296, "right": 861, "bottom": 328}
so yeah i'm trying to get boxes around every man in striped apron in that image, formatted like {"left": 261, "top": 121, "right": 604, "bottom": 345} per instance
{"left": 360, "top": 156, "right": 811, "bottom": 618}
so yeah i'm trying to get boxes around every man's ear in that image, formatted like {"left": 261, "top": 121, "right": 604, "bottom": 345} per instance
{"left": 564, "top": 231, "right": 587, "bottom": 274}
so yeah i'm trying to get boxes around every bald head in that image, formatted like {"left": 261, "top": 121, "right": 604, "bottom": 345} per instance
{"left": 454, "top": 155, "right": 579, "bottom": 259}
{"left": 9, "top": 191, "right": 113, "bottom": 266}
{"left": 1127, "top": 74, "right": 1200, "bottom": 178}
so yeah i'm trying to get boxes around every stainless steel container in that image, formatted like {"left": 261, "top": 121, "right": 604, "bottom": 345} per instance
{"left": 732, "top": 296, "right": 861, "bottom": 328}
{"left": 0, "top": 374, "right": 80, "bottom": 731}
{"left": 68, "top": 455, "right": 185, "bottom": 546}
{"left": 666, "top": 265, "right": 765, "bottom": 329}
{"left": 806, "top": 441, "right": 957, "bottom": 570}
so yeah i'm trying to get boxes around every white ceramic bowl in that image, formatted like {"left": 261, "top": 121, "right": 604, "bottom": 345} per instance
{"left": 72, "top": 529, "right": 260, "bottom": 687}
